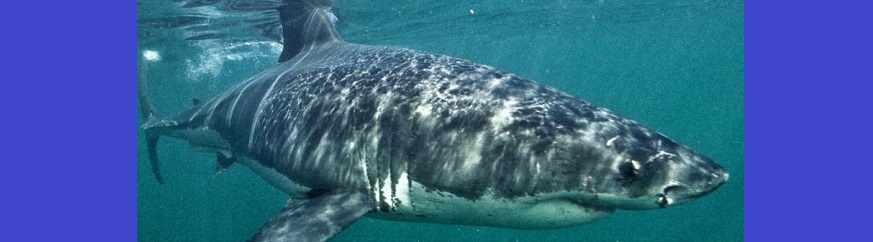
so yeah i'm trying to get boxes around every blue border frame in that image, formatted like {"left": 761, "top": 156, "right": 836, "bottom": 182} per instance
{"left": 14, "top": 0, "right": 873, "bottom": 241}
{"left": 2, "top": 1, "right": 135, "bottom": 241}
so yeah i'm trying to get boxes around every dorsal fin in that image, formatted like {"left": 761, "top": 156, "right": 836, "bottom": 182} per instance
{"left": 277, "top": 0, "right": 342, "bottom": 63}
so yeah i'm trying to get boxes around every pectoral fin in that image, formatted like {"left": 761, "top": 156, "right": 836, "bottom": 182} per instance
{"left": 248, "top": 190, "right": 372, "bottom": 242}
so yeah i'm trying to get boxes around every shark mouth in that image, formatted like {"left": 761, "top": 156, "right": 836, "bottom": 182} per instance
{"left": 657, "top": 184, "right": 712, "bottom": 208}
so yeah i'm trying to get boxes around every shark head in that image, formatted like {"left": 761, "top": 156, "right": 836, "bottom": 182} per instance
{"left": 568, "top": 131, "right": 729, "bottom": 210}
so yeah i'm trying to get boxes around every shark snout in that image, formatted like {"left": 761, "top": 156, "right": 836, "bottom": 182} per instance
{"left": 657, "top": 165, "right": 728, "bottom": 208}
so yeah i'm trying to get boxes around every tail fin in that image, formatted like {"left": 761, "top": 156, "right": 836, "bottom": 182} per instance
{"left": 138, "top": 55, "right": 165, "bottom": 184}
{"left": 145, "top": 132, "right": 164, "bottom": 184}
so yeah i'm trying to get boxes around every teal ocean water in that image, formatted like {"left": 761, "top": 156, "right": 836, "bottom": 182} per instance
{"left": 137, "top": 0, "right": 743, "bottom": 241}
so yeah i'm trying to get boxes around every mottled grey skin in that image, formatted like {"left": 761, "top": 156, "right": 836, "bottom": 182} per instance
{"left": 146, "top": 40, "right": 725, "bottom": 209}
{"left": 140, "top": 0, "right": 727, "bottom": 241}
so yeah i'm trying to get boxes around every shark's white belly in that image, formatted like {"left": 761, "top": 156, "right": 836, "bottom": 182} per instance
{"left": 238, "top": 156, "right": 312, "bottom": 198}
{"left": 368, "top": 174, "right": 614, "bottom": 229}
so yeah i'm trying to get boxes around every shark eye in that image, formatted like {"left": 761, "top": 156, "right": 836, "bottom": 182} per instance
{"left": 619, "top": 160, "right": 641, "bottom": 178}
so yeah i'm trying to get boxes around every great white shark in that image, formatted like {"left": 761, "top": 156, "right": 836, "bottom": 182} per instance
{"left": 138, "top": 0, "right": 729, "bottom": 241}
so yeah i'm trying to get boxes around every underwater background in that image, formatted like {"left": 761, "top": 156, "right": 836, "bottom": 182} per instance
{"left": 137, "top": 0, "right": 743, "bottom": 241}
